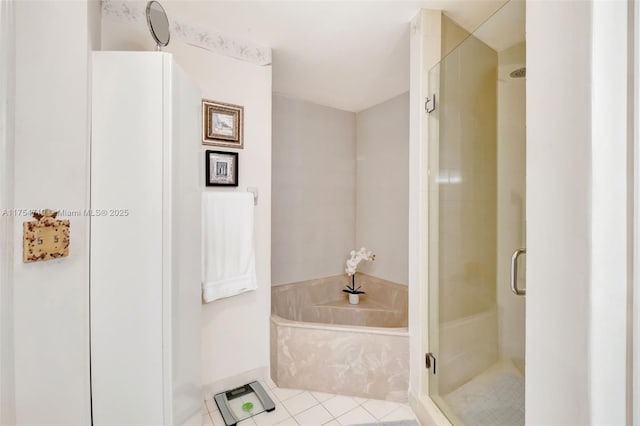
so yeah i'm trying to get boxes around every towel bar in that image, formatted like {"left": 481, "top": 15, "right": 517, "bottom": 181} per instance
{"left": 247, "top": 187, "right": 258, "bottom": 206}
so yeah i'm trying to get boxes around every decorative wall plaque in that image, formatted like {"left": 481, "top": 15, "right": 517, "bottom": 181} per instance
{"left": 23, "top": 209, "right": 70, "bottom": 263}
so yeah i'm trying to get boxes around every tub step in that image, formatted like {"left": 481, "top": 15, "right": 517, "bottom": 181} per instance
{"left": 316, "top": 298, "right": 395, "bottom": 312}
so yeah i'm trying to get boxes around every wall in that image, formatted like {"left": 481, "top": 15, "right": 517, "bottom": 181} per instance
{"left": 12, "top": 0, "right": 100, "bottom": 424}
{"left": 101, "top": 17, "right": 273, "bottom": 389}
{"left": 272, "top": 93, "right": 410, "bottom": 287}
{"left": 0, "top": 0, "right": 15, "bottom": 424}
{"left": 355, "top": 93, "right": 409, "bottom": 285}
{"left": 526, "top": 1, "right": 591, "bottom": 424}
{"left": 272, "top": 95, "right": 356, "bottom": 286}
{"left": 590, "top": 0, "right": 629, "bottom": 423}
{"left": 496, "top": 42, "right": 526, "bottom": 369}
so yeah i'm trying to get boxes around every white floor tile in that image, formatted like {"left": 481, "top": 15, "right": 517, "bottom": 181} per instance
{"left": 336, "top": 406, "right": 377, "bottom": 425}
{"left": 380, "top": 405, "right": 418, "bottom": 422}
{"left": 352, "top": 397, "right": 367, "bottom": 405}
{"left": 274, "top": 418, "right": 299, "bottom": 426}
{"left": 253, "top": 407, "right": 292, "bottom": 426}
{"left": 271, "top": 387, "right": 304, "bottom": 402}
{"left": 205, "top": 388, "right": 416, "bottom": 426}
{"left": 293, "top": 404, "right": 333, "bottom": 426}
{"left": 361, "top": 399, "right": 400, "bottom": 419}
{"left": 264, "top": 387, "right": 281, "bottom": 404}
{"left": 310, "top": 391, "right": 335, "bottom": 403}
{"left": 322, "top": 395, "right": 359, "bottom": 418}
{"left": 203, "top": 402, "right": 210, "bottom": 414}
{"left": 281, "top": 392, "right": 319, "bottom": 416}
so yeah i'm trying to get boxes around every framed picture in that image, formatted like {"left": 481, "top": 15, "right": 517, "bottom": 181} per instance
{"left": 205, "top": 150, "right": 238, "bottom": 187}
{"left": 202, "top": 99, "right": 244, "bottom": 149}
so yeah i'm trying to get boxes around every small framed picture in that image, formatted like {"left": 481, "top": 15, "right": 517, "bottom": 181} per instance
{"left": 205, "top": 150, "right": 238, "bottom": 187}
{"left": 202, "top": 99, "right": 244, "bottom": 149}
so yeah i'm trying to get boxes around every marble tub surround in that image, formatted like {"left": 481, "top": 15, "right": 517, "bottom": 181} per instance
{"left": 271, "top": 275, "right": 409, "bottom": 402}
{"left": 271, "top": 274, "right": 408, "bottom": 327}
{"left": 271, "top": 316, "right": 409, "bottom": 402}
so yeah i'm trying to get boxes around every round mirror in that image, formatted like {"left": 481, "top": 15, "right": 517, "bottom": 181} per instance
{"left": 146, "top": 1, "right": 170, "bottom": 50}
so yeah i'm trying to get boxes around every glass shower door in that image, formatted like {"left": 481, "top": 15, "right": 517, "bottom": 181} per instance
{"left": 426, "top": 1, "right": 526, "bottom": 424}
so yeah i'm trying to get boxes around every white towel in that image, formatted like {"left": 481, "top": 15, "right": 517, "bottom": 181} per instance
{"left": 202, "top": 192, "right": 257, "bottom": 303}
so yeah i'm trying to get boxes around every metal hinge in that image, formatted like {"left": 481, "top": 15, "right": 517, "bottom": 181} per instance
{"left": 425, "top": 94, "right": 436, "bottom": 113}
{"left": 425, "top": 352, "right": 437, "bottom": 374}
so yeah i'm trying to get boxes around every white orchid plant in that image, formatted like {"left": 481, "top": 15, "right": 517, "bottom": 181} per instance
{"left": 343, "top": 247, "right": 376, "bottom": 295}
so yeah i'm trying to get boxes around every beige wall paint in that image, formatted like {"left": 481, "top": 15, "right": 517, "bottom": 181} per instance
{"left": 355, "top": 92, "right": 409, "bottom": 285}
{"left": 12, "top": 1, "right": 100, "bottom": 424}
{"left": 101, "top": 18, "right": 273, "bottom": 388}
{"left": 271, "top": 95, "right": 356, "bottom": 286}
{"left": 496, "top": 42, "right": 526, "bottom": 368}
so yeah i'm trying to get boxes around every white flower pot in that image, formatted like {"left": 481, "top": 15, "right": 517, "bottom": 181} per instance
{"left": 349, "top": 293, "right": 360, "bottom": 305}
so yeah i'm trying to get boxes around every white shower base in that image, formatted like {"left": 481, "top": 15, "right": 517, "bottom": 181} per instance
{"left": 443, "top": 362, "right": 524, "bottom": 426}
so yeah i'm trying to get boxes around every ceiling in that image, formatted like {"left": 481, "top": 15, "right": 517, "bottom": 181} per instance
{"left": 162, "top": 0, "right": 515, "bottom": 112}
{"left": 473, "top": 0, "right": 525, "bottom": 52}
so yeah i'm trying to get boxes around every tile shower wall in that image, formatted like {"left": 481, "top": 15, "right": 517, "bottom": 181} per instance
{"left": 437, "top": 17, "right": 498, "bottom": 323}
{"left": 355, "top": 93, "right": 409, "bottom": 285}
{"left": 433, "top": 15, "right": 499, "bottom": 396}
{"left": 496, "top": 42, "right": 526, "bottom": 370}
{"left": 272, "top": 95, "right": 356, "bottom": 285}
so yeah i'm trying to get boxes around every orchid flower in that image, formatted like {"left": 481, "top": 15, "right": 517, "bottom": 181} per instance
{"left": 343, "top": 247, "right": 375, "bottom": 295}
{"left": 345, "top": 247, "right": 376, "bottom": 276}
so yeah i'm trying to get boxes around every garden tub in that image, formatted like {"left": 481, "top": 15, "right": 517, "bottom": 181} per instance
{"left": 270, "top": 274, "right": 409, "bottom": 402}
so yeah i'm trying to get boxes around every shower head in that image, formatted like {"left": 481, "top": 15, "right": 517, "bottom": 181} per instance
{"left": 510, "top": 67, "right": 526, "bottom": 79}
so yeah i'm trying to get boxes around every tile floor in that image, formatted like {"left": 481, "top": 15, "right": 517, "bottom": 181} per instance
{"left": 443, "top": 362, "right": 524, "bottom": 426}
{"left": 202, "top": 380, "right": 421, "bottom": 426}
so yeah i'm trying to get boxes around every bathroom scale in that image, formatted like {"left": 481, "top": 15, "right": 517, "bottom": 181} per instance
{"left": 214, "top": 381, "right": 276, "bottom": 426}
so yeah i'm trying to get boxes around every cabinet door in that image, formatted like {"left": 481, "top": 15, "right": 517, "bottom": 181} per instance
{"left": 91, "top": 52, "right": 165, "bottom": 426}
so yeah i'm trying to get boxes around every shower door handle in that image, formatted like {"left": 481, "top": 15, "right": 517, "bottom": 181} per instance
{"left": 510, "top": 248, "right": 526, "bottom": 296}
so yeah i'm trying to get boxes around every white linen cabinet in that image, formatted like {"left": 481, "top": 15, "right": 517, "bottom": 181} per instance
{"left": 91, "top": 52, "right": 202, "bottom": 426}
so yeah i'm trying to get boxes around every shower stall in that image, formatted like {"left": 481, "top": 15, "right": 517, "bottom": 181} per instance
{"left": 420, "top": 1, "right": 526, "bottom": 424}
